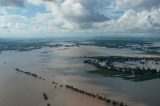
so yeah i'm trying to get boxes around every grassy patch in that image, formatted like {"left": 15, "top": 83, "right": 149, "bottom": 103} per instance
{"left": 87, "top": 68, "right": 123, "bottom": 77}
{"left": 142, "top": 51, "right": 160, "bottom": 56}
{"left": 88, "top": 68, "right": 160, "bottom": 81}
{"left": 124, "top": 75, "right": 160, "bottom": 81}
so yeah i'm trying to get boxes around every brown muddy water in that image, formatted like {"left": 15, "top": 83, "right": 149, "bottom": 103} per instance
{"left": 0, "top": 45, "right": 160, "bottom": 106}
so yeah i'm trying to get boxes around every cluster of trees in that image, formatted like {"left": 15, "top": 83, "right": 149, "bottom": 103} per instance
{"left": 14, "top": 68, "right": 127, "bottom": 106}
{"left": 84, "top": 56, "right": 160, "bottom": 63}
{"left": 43, "top": 93, "right": 48, "bottom": 100}
{"left": 43, "top": 92, "right": 51, "bottom": 106}
{"left": 0, "top": 39, "right": 73, "bottom": 53}
{"left": 14, "top": 68, "right": 51, "bottom": 106}
{"left": 65, "top": 85, "right": 127, "bottom": 106}
{"left": 14, "top": 68, "right": 46, "bottom": 80}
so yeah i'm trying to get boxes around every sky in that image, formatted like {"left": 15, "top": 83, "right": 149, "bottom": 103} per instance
{"left": 0, "top": 0, "right": 160, "bottom": 37}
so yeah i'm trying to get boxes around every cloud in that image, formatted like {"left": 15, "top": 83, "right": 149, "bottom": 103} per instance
{"left": 113, "top": 0, "right": 160, "bottom": 10}
{"left": 0, "top": 0, "right": 160, "bottom": 36}
{"left": 0, "top": 0, "right": 25, "bottom": 7}
{"left": 38, "top": 0, "right": 110, "bottom": 30}
{"left": 0, "top": 8, "right": 8, "bottom": 15}
{"left": 45, "top": 0, "right": 109, "bottom": 22}
{"left": 93, "top": 8, "right": 160, "bottom": 33}
{"left": 27, "top": 0, "right": 43, "bottom": 6}
{"left": 0, "top": 15, "right": 29, "bottom": 31}
{"left": 0, "top": 12, "right": 67, "bottom": 35}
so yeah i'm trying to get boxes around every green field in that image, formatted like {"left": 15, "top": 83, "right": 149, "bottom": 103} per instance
{"left": 88, "top": 68, "right": 160, "bottom": 81}
{"left": 142, "top": 51, "right": 160, "bottom": 56}
{"left": 88, "top": 68, "right": 124, "bottom": 77}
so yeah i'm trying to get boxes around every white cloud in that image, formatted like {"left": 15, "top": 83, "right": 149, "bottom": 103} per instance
{"left": 44, "top": 0, "right": 109, "bottom": 23}
{"left": 27, "top": 0, "right": 43, "bottom": 6}
{"left": 94, "top": 8, "right": 160, "bottom": 33}
{"left": 0, "top": 0, "right": 160, "bottom": 36}
{"left": 0, "top": 15, "right": 30, "bottom": 33}
{"left": 0, "top": 8, "right": 8, "bottom": 15}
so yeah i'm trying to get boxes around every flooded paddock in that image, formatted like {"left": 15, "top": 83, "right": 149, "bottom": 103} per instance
{"left": 0, "top": 45, "right": 160, "bottom": 106}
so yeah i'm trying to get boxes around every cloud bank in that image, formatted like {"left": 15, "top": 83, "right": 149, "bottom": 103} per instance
{"left": 0, "top": 0, "right": 160, "bottom": 36}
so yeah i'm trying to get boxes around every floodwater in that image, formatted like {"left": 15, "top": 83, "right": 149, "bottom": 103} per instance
{"left": 0, "top": 45, "right": 160, "bottom": 106}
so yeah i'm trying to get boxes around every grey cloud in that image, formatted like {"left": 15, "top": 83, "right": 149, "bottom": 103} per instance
{"left": 114, "top": 0, "right": 160, "bottom": 10}
{"left": 93, "top": 8, "right": 160, "bottom": 33}
{"left": 148, "top": 15, "right": 160, "bottom": 28}
{"left": 138, "top": 0, "right": 160, "bottom": 9}
{"left": 0, "top": 0, "right": 24, "bottom": 7}
{"left": 43, "top": 0, "right": 54, "bottom": 2}
{"left": 3, "top": 0, "right": 157, "bottom": 33}
{"left": 66, "top": 12, "right": 109, "bottom": 23}
{"left": 43, "top": 0, "right": 110, "bottom": 28}
{"left": 76, "top": 0, "right": 111, "bottom": 22}
{"left": 43, "top": 0, "right": 64, "bottom": 3}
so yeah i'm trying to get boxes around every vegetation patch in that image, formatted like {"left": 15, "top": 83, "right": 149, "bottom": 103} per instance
{"left": 88, "top": 68, "right": 124, "bottom": 77}
{"left": 142, "top": 51, "right": 160, "bottom": 56}
{"left": 87, "top": 68, "right": 160, "bottom": 81}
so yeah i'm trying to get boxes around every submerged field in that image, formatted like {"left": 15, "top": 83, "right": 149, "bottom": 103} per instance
{"left": 0, "top": 38, "right": 160, "bottom": 106}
